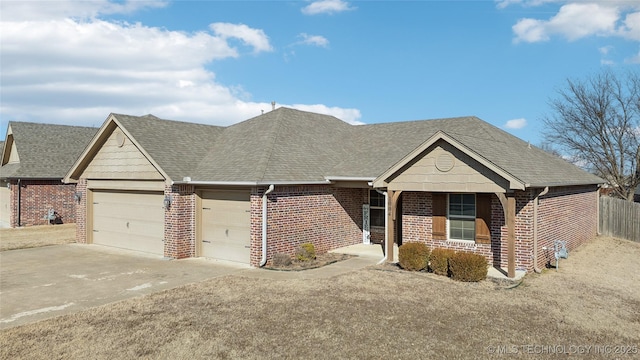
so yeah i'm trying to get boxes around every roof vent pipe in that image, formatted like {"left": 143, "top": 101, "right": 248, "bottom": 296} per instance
{"left": 260, "top": 184, "right": 275, "bottom": 267}
{"left": 271, "top": 101, "right": 276, "bottom": 111}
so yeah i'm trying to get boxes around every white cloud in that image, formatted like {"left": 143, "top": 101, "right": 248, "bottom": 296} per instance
{"left": 504, "top": 118, "right": 527, "bottom": 129}
{"left": 289, "top": 104, "right": 363, "bottom": 125}
{"left": 298, "top": 33, "right": 330, "bottom": 48}
{"left": 0, "top": 0, "right": 168, "bottom": 21}
{"left": 209, "top": 23, "right": 273, "bottom": 53}
{"left": 509, "top": 2, "right": 640, "bottom": 43}
{"left": 513, "top": 3, "right": 619, "bottom": 43}
{"left": 0, "top": 1, "right": 361, "bottom": 129}
{"left": 301, "top": 0, "right": 355, "bottom": 15}
{"left": 619, "top": 11, "right": 640, "bottom": 41}
{"left": 599, "top": 45, "right": 613, "bottom": 55}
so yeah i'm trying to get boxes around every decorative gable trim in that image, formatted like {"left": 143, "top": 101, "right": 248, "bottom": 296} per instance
{"left": 372, "top": 131, "right": 526, "bottom": 191}
{"left": 64, "top": 114, "right": 170, "bottom": 183}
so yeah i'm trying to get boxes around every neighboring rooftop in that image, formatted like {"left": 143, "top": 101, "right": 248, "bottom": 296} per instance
{"left": 1, "top": 122, "right": 98, "bottom": 179}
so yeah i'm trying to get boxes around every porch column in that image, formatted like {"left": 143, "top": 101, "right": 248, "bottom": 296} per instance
{"left": 386, "top": 190, "right": 402, "bottom": 263}
{"left": 507, "top": 195, "right": 516, "bottom": 278}
{"left": 496, "top": 192, "right": 516, "bottom": 278}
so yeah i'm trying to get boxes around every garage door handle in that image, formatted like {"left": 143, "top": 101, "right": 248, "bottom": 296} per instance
{"left": 244, "top": 245, "right": 251, "bottom": 248}
{"left": 202, "top": 207, "right": 211, "bottom": 210}
{"left": 203, "top": 240, "right": 211, "bottom": 243}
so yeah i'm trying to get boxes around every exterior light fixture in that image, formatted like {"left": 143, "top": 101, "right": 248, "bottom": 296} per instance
{"left": 74, "top": 191, "right": 82, "bottom": 202}
{"left": 163, "top": 195, "right": 172, "bottom": 209}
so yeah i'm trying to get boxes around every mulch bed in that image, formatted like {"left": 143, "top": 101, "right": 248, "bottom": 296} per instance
{"left": 264, "top": 253, "right": 354, "bottom": 271}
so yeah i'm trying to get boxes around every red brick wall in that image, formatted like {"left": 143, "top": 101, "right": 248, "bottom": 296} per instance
{"left": 250, "top": 185, "right": 364, "bottom": 266}
{"left": 164, "top": 184, "right": 196, "bottom": 259}
{"left": 401, "top": 191, "right": 534, "bottom": 272}
{"left": 399, "top": 187, "right": 598, "bottom": 273}
{"left": 535, "top": 185, "right": 598, "bottom": 269}
{"left": 9, "top": 180, "right": 77, "bottom": 227}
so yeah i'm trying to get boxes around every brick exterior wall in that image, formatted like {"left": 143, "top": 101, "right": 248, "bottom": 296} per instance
{"left": 399, "top": 187, "right": 598, "bottom": 273}
{"left": 75, "top": 179, "right": 87, "bottom": 243}
{"left": 250, "top": 185, "right": 364, "bottom": 266}
{"left": 535, "top": 185, "right": 598, "bottom": 269}
{"left": 164, "top": 184, "right": 196, "bottom": 259}
{"left": 8, "top": 179, "right": 77, "bottom": 227}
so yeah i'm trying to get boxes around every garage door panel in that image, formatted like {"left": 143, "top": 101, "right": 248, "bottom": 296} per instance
{"left": 201, "top": 190, "right": 250, "bottom": 264}
{"left": 92, "top": 190, "right": 164, "bottom": 255}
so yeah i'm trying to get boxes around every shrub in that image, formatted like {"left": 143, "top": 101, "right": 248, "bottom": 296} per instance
{"left": 449, "top": 252, "right": 488, "bottom": 282}
{"left": 429, "top": 248, "right": 456, "bottom": 276}
{"left": 398, "top": 242, "right": 430, "bottom": 271}
{"left": 296, "top": 243, "right": 316, "bottom": 261}
{"left": 272, "top": 253, "right": 292, "bottom": 267}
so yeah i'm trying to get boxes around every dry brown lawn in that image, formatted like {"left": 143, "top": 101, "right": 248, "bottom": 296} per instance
{"left": 1, "top": 236, "right": 639, "bottom": 359}
{"left": 0, "top": 224, "right": 76, "bottom": 251}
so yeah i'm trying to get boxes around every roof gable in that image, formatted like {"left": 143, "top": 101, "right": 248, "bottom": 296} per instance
{"left": 373, "top": 131, "right": 525, "bottom": 191}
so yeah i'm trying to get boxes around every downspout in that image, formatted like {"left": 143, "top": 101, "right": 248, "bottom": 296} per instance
{"left": 533, "top": 186, "right": 549, "bottom": 273}
{"left": 17, "top": 179, "right": 21, "bottom": 227}
{"left": 259, "top": 184, "right": 275, "bottom": 267}
{"left": 375, "top": 189, "right": 388, "bottom": 265}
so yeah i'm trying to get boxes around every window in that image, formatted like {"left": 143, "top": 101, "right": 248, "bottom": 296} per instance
{"left": 369, "top": 190, "right": 385, "bottom": 227}
{"left": 448, "top": 194, "right": 475, "bottom": 241}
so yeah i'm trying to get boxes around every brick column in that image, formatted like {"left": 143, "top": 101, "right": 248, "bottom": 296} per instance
{"left": 164, "top": 184, "right": 196, "bottom": 259}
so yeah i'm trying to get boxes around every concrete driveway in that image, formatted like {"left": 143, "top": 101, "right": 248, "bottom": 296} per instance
{"left": 0, "top": 244, "right": 248, "bottom": 329}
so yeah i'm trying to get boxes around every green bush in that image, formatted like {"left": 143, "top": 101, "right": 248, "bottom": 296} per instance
{"left": 296, "top": 243, "right": 316, "bottom": 261}
{"left": 429, "top": 248, "right": 456, "bottom": 276}
{"left": 449, "top": 252, "right": 488, "bottom": 282}
{"left": 398, "top": 242, "right": 430, "bottom": 271}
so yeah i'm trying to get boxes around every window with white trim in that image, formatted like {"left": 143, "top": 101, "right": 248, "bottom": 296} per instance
{"left": 448, "top": 193, "right": 476, "bottom": 241}
{"left": 369, "top": 190, "right": 385, "bottom": 228}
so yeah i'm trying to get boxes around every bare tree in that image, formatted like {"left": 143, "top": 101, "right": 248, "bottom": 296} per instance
{"left": 543, "top": 70, "right": 640, "bottom": 201}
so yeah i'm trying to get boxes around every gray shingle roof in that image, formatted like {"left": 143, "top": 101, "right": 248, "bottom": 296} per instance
{"left": 329, "top": 116, "right": 603, "bottom": 187}
{"left": 1, "top": 122, "right": 97, "bottom": 179}
{"left": 75, "top": 108, "right": 603, "bottom": 188}
{"left": 190, "top": 108, "right": 356, "bottom": 182}
{"left": 112, "top": 114, "right": 224, "bottom": 181}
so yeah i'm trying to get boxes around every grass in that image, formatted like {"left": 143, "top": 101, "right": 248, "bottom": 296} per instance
{"left": 1, "top": 236, "right": 639, "bottom": 359}
{"left": 0, "top": 224, "right": 76, "bottom": 251}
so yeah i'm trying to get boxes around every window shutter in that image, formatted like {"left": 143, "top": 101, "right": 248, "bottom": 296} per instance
{"left": 432, "top": 193, "right": 447, "bottom": 240}
{"left": 475, "top": 194, "right": 492, "bottom": 244}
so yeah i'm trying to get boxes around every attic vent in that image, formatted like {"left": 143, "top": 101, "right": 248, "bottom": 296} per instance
{"left": 115, "top": 130, "right": 126, "bottom": 148}
{"left": 435, "top": 154, "right": 454, "bottom": 172}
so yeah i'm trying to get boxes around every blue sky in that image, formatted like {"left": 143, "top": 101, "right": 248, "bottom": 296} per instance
{"left": 1, "top": 0, "right": 639, "bottom": 145}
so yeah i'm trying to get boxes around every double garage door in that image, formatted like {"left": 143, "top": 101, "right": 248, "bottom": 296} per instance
{"left": 92, "top": 190, "right": 165, "bottom": 256}
{"left": 90, "top": 189, "right": 251, "bottom": 264}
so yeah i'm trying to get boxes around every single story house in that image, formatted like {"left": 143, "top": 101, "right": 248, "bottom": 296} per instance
{"left": 64, "top": 108, "right": 603, "bottom": 277}
{"left": 0, "top": 122, "right": 97, "bottom": 227}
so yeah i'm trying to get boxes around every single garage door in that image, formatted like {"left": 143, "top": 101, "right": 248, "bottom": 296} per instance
{"left": 92, "top": 190, "right": 164, "bottom": 255}
{"left": 201, "top": 190, "right": 251, "bottom": 264}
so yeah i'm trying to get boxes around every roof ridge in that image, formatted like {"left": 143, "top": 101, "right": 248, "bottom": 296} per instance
{"left": 257, "top": 109, "right": 286, "bottom": 182}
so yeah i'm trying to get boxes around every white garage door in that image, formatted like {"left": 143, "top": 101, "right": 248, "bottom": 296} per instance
{"left": 201, "top": 190, "right": 251, "bottom": 264}
{"left": 92, "top": 190, "right": 164, "bottom": 255}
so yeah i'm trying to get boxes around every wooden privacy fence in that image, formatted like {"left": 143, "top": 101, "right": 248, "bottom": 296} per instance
{"left": 599, "top": 196, "right": 640, "bottom": 242}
